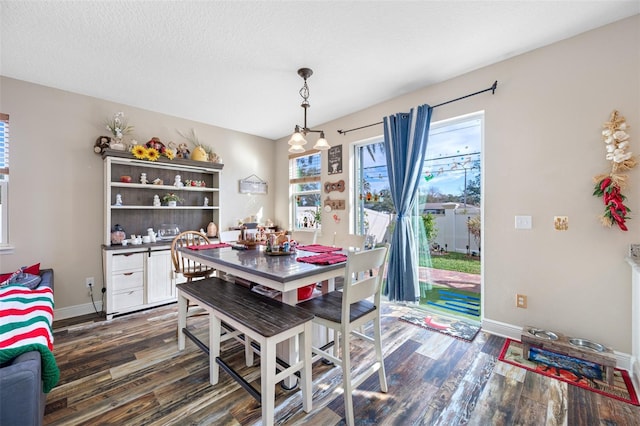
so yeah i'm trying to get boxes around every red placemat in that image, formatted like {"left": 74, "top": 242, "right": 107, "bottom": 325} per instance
{"left": 187, "top": 243, "right": 231, "bottom": 250}
{"left": 297, "top": 253, "right": 347, "bottom": 265}
{"left": 297, "top": 244, "right": 342, "bottom": 253}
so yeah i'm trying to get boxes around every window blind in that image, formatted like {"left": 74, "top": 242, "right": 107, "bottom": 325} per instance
{"left": 0, "top": 113, "right": 8, "bottom": 176}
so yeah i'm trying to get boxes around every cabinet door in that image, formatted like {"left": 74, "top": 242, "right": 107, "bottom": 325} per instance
{"left": 147, "top": 250, "right": 176, "bottom": 303}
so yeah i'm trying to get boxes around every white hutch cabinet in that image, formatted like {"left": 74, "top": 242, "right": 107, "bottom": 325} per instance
{"left": 101, "top": 150, "right": 222, "bottom": 319}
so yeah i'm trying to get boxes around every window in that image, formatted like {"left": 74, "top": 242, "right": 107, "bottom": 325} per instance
{"left": 0, "top": 113, "right": 9, "bottom": 247}
{"left": 289, "top": 150, "right": 321, "bottom": 230}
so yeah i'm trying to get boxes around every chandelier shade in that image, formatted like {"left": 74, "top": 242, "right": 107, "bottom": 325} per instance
{"left": 288, "top": 126, "right": 307, "bottom": 146}
{"left": 313, "top": 132, "right": 330, "bottom": 150}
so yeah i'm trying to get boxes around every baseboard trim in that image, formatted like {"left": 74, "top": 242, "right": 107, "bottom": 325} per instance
{"left": 481, "top": 318, "right": 632, "bottom": 371}
{"left": 481, "top": 318, "right": 522, "bottom": 340}
{"left": 55, "top": 301, "right": 103, "bottom": 320}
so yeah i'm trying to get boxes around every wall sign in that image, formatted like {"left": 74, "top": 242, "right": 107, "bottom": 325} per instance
{"left": 328, "top": 144, "right": 343, "bottom": 175}
{"left": 239, "top": 174, "right": 268, "bottom": 194}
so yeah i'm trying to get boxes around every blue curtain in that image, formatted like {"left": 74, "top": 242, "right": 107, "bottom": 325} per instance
{"left": 383, "top": 104, "right": 432, "bottom": 301}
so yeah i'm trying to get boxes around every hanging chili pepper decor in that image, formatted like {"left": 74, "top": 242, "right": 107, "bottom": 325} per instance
{"left": 593, "top": 110, "right": 636, "bottom": 231}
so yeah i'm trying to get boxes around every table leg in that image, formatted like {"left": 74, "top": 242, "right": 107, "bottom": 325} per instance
{"left": 209, "top": 314, "right": 221, "bottom": 385}
{"left": 300, "top": 322, "right": 313, "bottom": 412}
{"left": 280, "top": 289, "right": 300, "bottom": 389}
{"left": 261, "top": 338, "right": 277, "bottom": 426}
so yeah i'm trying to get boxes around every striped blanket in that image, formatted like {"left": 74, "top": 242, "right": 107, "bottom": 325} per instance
{"left": 0, "top": 285, "right": 59, "bottom": 392}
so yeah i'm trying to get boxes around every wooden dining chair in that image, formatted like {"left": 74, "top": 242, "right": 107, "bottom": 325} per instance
{"left": 296, "top": 244, "right": 390, "bottom": 426}
{"left": 170, "top": 230, "right": 216, "bottom": 283}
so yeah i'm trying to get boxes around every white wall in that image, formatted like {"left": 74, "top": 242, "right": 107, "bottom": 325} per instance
{"left": 0, "top": 77, "right": 275, "bottom": 313}
{"left": 275, "top": 16, "right": 640, "bottom": 353}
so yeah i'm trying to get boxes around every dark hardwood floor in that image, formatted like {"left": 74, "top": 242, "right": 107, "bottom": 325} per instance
{"left": 45, "top": 302, "right": 640, "bottom": 425}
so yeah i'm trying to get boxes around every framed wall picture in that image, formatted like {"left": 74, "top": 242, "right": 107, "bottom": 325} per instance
{"left": 328, "top": 144, "right": 343, "bottom": 175}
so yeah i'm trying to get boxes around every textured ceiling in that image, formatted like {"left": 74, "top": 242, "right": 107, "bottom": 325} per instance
{"left": 1, "top": 1, "right": 638, "bottom": 140}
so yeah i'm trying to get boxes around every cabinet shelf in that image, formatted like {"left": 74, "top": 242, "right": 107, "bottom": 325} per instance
{"left": 110, "top": 182, "right": 219, "bottom": 192}
{"left": 110, "top": 205, "right": 220, "bottom": 210}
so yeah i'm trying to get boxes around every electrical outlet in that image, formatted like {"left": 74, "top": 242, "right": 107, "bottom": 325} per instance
{"left": 516, "top": 294, "right": 527, "bottom": 308}
{"left": 85, "top": 277, "right": 95, "bottom": 288}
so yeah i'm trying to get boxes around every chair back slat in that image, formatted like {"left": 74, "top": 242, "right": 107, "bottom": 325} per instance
{"left": 171, "top": 231, "right": 215, "bottom": 279}
{"left": 291, "top": 230, "right": 318, "bottom": 245}
{"left": 317, "top": 232, "right": 366, "bottom": 251}
{"left": 341, "top": 245, "right": 389, "bottom": 319}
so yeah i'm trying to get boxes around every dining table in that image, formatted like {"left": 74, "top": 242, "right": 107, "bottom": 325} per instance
{"left": 178, "top": 244, "right": 348, "bottom": 388}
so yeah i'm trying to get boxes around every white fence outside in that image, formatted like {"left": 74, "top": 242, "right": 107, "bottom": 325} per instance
{"left": 364, "top": 205, "right": 480, "bottom": 255}
{"left": 432, "top": 208, "right": 481, "bottom": 255}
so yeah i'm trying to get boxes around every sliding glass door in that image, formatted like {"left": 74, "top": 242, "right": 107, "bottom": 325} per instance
{"left": 354, "top": 112, "right": 483, "bottom": 320}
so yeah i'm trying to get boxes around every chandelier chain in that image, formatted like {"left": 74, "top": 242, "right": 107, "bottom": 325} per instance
{"left": 299, "top": 81, "right": 310, "bottom": 108}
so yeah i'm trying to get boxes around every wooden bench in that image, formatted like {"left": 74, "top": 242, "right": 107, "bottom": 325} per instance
{"left": 521, "top": 326, "right": 616, "bottom": 385}
{"left": 176, "top": 278, "right": 314, "bottom": 426}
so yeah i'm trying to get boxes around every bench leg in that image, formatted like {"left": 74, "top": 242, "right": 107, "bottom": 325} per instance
{"left": 261, "top": 338, "right": 277, "bottom": 426}
{"left": 245, "top": 337, "right": 254, "bottom": 367}
{"left": 300, "top": 322, "right": 313, "bottom": 413}
{"left": 209, "top": 315, "right": 221, "bottom": 385}
{"left": 178, "top": 294, "right": 187, "bottom": 350}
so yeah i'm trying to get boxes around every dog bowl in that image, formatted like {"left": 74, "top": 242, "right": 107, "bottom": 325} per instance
{"left": 526, "top": 328, "right": 558, "bottom": 340}
{"left": 568, "top": 338, "right": 605, "bottom": 352}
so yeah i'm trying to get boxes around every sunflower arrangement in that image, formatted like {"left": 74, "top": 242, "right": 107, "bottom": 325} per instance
{"left": 593, "top": 110, "right": 636, "bottom": 231}
{"left": 130, "top": 144, "right": 175, "bottom": 162}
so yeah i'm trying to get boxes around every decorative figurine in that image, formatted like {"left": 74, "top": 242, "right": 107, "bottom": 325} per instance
{"left": 140, "top": 173, "right": 148, "bottom": 184}
{"left": 94, "top": 136, "right": 111, "bottom": 154}
{"left": 153, "top": 195, "right": 161, "bottom": 206}
{"left": 204, "top": 197, "right": 209, "bottom": 206}
{"left": 206, "top": 222, "right": 217, "bottom": 238}
{"left": 115, "top": 194, "right": 123, "bottom": 206}
{"left": 174, "top": 175, "right": 184, "bottom": 187}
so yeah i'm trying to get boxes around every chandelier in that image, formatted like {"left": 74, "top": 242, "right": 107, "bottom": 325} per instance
{"left": 288, "top": 68, "right": 330, "bottom": 153}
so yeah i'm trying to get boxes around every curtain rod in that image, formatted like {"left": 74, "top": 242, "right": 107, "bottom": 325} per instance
{"left": 337, "top": 80, "right": 498, "bottom": 135}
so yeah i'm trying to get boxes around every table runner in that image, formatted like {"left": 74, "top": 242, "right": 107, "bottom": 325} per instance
{"left": 187, "top": 243, "right": 232, "bottom": 250}
{"left": 296, "top": 244, "right": 342, "bottom": 253}
{"left": 297, "top": 253, "right": 348, "bottom": 265}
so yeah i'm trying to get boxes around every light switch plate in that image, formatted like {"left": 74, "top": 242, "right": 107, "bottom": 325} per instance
{"left": 515, "top": 215, "right": 532, "bottom": 229}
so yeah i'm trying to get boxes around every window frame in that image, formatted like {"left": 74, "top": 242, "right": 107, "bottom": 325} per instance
{"left": 289, "top": 149, "right": 322, "bottom": 231}
{"left": 0, "top": 113, "right": 9, "bottom": 250}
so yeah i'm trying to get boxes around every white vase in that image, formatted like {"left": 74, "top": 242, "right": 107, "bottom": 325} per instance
{"left": 109, "top": 137, "right": 125, "bottom": 151}
{"left": 167, "top": 200, "right": 177, "bottom": 207}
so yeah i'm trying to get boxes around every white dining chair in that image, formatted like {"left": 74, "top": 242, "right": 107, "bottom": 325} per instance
{"left": 291, "top": 229, "right": 318, "bottom": 245}
{"left": 296, "top": 244, "right": 389, "bottom": 426}
{"left": 317, "top": 232, "right": 366, "bottom": 251}
{"left": 219, "top": 230, "right": 241, "bottom": 243}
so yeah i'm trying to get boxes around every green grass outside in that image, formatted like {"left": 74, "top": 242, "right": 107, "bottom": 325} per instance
{"left": 421, "top": 251, "right": 481, "bottom": 275}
